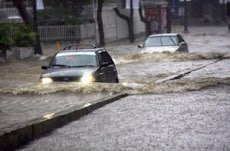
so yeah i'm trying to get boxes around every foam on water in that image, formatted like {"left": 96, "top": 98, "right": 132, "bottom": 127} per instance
{"left": 1, "top": 77, "right": 230, "bottom": 95}
{"left": 114, "top": 52, "right": 228, "bottom": 64}
{"left": 1, "top": 52, "right": 230, "bottom": 95}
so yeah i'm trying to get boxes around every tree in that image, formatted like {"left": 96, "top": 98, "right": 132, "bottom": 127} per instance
{"left": 138, "top": 2, "right": 151, "bottom": 36}
{"left": 114, "top": 0, "right": 135, "bottom": 43}
{"left": 12, "top": 0, "right": 32, "bottom": 25}
{"left": 12, "top": 0, "right": 43, "bottom": 55}
{"left": 40, "top": 0, "right": 91, "bottom": 25}
{"left": 0, "top": 23, "right": 12, "bottom": 62}
{"left": 97, "top": 0, "right": 105, "bottom": 46}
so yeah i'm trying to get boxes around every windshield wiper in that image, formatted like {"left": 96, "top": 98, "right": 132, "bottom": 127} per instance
{"left": 52, "top": 64, "right": 72, "bottom": 68}
{"left": 52, "top": 64, "right": 95, "bottom": 68}
{"left": 71, "top": 65, "right": 95, "bottom": 67}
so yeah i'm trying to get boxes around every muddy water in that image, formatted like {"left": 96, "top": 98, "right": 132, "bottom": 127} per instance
{"left": 113, "top": 52, "right": 228, "bottom": 64}
{"left": 0, "top": 52, "right": 229, "bottom": 95}
{"left": 1, "top": 77, "right": 230, "bottom": 95}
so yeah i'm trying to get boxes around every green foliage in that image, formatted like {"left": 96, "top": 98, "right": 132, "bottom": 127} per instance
{"left": 38, "top": 0, "right": 92, "bottom": 25}
{"left": 0, "top": 22, "right": 13, "bottom": 47}
{"left": 13, "top": 23, "right": 36, "bottom": 47}
{"left": 0, "top": 22, "right": 36, "bottom": 47}
{"left": 64, "top": 16, "right": 84, "bottom": 25}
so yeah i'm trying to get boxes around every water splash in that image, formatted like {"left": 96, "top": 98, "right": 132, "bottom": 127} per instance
{"left": 114, "top": 52, "right": 228, "bottom": 64}
{"left": 1, "top": 77, "right": 230, "bottom": 95}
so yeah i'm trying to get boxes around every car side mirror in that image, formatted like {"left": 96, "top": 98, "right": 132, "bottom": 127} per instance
{"left": 179, "top": 42, "right": 186, "bottom": 47}
{"left": 138, "top": 44, "right": 144, "bottom": 48}
{"left": 101, "top": 62, "right": 109, "bottom": 67}
{"left": 41, "top": 66, "right": 48, "bottom": 70}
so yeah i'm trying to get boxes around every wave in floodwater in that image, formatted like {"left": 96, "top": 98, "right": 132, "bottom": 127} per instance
{"left": 1, "top": 77, "right": 230, "bottom": 95}
{"left": 113, "top": 52, "right": 229, "bottom": 64}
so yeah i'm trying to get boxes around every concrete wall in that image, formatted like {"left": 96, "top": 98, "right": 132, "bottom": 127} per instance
{"left": 80, "top": 24, "right": 95, "bottom": 39}
{"left": 100, "top": 5, "right": 145, "bottom": 42}
{"left": 133, "top": 10, "right": 145, "bottom": 35}
{"left": 102, "top": 9, "right": 117, "bottom": 42}
{"left": 40, "top": 4, "right": 145, "bottom": 46}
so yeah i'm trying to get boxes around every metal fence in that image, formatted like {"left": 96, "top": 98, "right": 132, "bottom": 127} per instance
{"left": 38, "top": 25, "right": 81, "bottom": 41}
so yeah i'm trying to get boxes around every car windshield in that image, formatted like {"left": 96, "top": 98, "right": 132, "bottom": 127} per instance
{"left": 145, "top": 36, "right": 178, "bottom": 47}
{"left": 51, "top": 52, "right": 97, "bottom": 67}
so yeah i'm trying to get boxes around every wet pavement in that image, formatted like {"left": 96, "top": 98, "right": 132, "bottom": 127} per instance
{"left": 118, "top": 60, "right": 214, "bottom": 83}
{"left": 19, "top": 85, "right": 230, "bottom": 151}
{"left": 184, "top": 59, "right": 230, "bottom": 79}
{"left": 0, "top": 92, "right": 111, "bottom": 130}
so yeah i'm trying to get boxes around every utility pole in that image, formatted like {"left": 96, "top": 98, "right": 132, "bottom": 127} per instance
{"left": 32, "top": 0, "right": 43, "bottom": 55}
{"left": 167, "top": 0, "right": 171, "bottom": 33}
{"left": 93, "top": 0, "right": 98, "bottom": 45}
{"left": 184, "top": 0, "right": 188, "bottom": 33}
{"left": 227, "top": 0, "right": 230, "bottom": 31}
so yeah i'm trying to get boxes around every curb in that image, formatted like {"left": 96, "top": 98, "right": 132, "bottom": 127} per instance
{"left": 0, "top": 93, "right": 128, "bottom": 151}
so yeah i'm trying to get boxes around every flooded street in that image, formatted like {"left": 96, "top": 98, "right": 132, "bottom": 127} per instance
{"left": 0, "top": 54, "right": 229, "bottom": 95}
{"left": 0, "top": 92, "right": 111, "bottom": 130}
{"left": 19, "top": 85, "right": 230, "bottom": 151}
{"left": 1, "top": 26, "right": 230, "bottom": 150}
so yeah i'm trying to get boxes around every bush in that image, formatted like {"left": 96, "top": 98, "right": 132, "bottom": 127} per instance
{"left": 0, "top": 22, "right": 13, "bottom": 48}
{"left": 0, "top": 22, "right": 36, "bottom": 47}
{"left": 12, "top": 23, "right": 36, "bottom": 47}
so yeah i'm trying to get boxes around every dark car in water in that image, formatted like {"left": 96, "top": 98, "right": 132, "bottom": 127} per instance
{"left": 40, "top": 44, "right": 119, "bottom": 84}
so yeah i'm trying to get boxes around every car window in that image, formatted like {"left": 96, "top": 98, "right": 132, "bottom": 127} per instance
{"left": 161, "top": 36, "right": 178, "bottom": 46}
{"left": 177, "top": 35, "right": 185, "bottom": 43}
{"left": 145, "top": 37, "right": 162, "bottom": 47}
{"left": 100, "top": 51, "right": 114, "bottom": 65}
{"left": 52, "top": 53, "right": 97, "bottom": 67}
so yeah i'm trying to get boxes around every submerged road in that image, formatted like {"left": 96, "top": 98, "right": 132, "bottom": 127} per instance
{"left": 19, "top": 85, "right": 230, "bottom": 151}
{"left": 17, "top": 58, "right": 230, "bottom": 151}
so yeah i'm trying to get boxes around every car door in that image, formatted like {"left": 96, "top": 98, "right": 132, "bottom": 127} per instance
{"left": 103, "top": 51, "right": 117, "bottom": 82}
{"left": 177, "top": 35, "right": 188, "bottom": 52}
{"left": 99, "top": 51, "right": 117, "bottom": 83}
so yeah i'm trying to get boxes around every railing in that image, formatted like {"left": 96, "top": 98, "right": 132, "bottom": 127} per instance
{"left": 38, "top": 25, "right": 81, "bottom": 41}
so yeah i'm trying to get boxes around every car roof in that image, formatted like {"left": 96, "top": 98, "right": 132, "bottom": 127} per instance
{"left": 59, "top": 48, "right": 102, "bottom": 53}
{"left": 148, "top": 33, "right": 178, "bottom": 38}
{"left": 57, "top": 44, "right": 106, "bottom": 54}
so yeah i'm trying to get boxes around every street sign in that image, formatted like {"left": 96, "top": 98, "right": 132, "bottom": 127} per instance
{"left": 36, "top": 0, "right": 44, "bottom": 10}
{"left": 126, "top": 0, "right": 139, "bottom": 9}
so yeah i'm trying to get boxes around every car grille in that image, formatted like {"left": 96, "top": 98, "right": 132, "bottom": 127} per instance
{"left": 52, "top": 76, "right": 81, "bottom": 82}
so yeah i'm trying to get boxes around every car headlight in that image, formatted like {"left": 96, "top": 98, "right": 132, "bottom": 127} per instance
{"left": 80, "top": 73, "right": 94, "bottom": 84}
{"left": 41, "top": 77, "right": 53, "bottom": 84}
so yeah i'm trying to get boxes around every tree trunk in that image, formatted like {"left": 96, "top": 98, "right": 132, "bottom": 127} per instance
{"left": 12, "top": 0, "right": 32, "bottom": 25}
{"left": 0, "top": 44, "right": 9, "bottom": 62}
{"left": 227, "top": 2, "right": 230, "bottom": 30}
{"left": 138, "top": 3, "right": 151, "bottom": 36}
{"left": 167, "top": 0, "right": 171, "bottom": 33}
{"left": 13, "top": 0, "right": 43, "bottom": 55}
{"left": 129, "top": 0, "right": 135, "bottom": 43}
{"left": 114, "top": 0, "right": 135, "bottom": 43}
{"left": 97, "top": 0, "right": 105, "bottom": 46}
{"left": 32, "top": 0, "right": 43, "bottom": 55}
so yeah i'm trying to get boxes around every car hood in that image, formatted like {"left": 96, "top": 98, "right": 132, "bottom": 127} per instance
{"left": 41, "top": 67, "right": 97, "bottom": 78}
{"left": 140, "top": 46, "right": 179, "bottom": 54}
